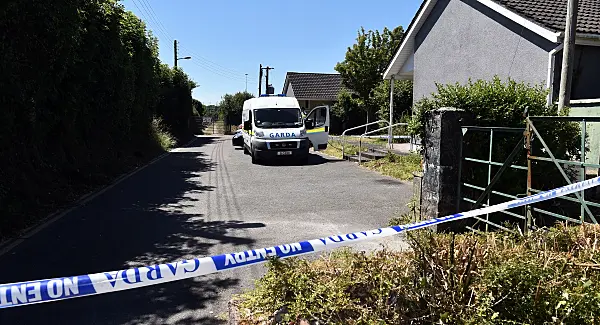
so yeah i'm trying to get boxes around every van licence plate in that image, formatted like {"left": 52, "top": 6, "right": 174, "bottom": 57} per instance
{"left": 277, "top": 151, "right": 292, "bottom": 156}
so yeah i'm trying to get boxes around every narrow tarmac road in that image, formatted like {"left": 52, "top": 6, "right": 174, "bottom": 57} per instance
{"left": 0, "top": 136, "right": 412, "bottom": 324}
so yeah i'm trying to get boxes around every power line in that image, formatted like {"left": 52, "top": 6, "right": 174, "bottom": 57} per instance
{"left": 138, "top": 0, "right": 173, "bottom": 40}
{"left": 187, "top": 58, "right": 256, "bottom": 85}
{"left": 130, "top": 0, "right": 257, "bottom": 91}
{"left": 131, "top": 0, "right": 167, "bottom": 38}
{"left": 134, "top": 0, "right": 256, "bottom": 81}
{"left": 179, "top": 44, "right": 257, "bottom": 80}
{"left": 130, "top": 0, "right": 253, "bottom": 84}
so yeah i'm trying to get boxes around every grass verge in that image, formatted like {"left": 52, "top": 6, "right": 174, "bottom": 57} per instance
{"left": 323, "top": 139, "right": 422, "bottom": 182}
{"left": 363, "top": 152, "right": 422, "bottom": 181}
{"left": 321, "top": 139, "right": 367, "bottom": 159}
{"left": 235, "top": 224, "right": 600, "bottom": 324}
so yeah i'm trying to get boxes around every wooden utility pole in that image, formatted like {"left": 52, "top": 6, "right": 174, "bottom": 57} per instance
{"left": 174, "top": 40, "right": 178, "bottom": 68}
{"left": 264, "top": 66, "right": 274, "bottom": 93}
{"left": 558, "top": 0, "right": 579, "bottom": 112}
{"left": 259, "top": 64, "right": 263, "bottom": 95}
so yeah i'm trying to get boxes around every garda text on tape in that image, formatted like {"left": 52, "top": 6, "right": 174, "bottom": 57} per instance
{"left": 1, "top": 176, "right": 599, "bottom": 309}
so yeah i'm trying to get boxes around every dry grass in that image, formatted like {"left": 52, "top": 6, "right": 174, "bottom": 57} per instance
{"left": 363, "top": 152, "right": 422, "bottom": 181}
{"left": 236, "top": 224, "right": 600, "bottom": 325}
{"left": 321, "top": 139, "right": 367, "bottom": 159}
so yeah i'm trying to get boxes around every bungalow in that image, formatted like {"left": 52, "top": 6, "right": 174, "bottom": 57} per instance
{"left": 284, "top": 71, "right": 368, "bottom": 133}
{"left": 282, "top": 72, "right": 343, "bottom": 111}
{"left": 383, "top": 0, "right": 600, "bottom": 168}
{"left": 383, "top": 0, "right": 600, "bottom": 105}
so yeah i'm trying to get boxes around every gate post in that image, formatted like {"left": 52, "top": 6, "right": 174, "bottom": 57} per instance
{"left": 421, "top": 108, "right": 472, "bottom": 232}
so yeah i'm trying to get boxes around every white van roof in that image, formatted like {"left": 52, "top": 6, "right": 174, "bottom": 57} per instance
{"left": 243, "top": 96, "right": 300, "bottom": 110}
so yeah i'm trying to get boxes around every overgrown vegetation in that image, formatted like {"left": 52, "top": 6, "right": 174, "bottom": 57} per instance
{"left": 0, "top": 0, "right": 197, "bottom": 240}
{"left": 236, "top": 224, "right": 600, "bottom": 324}
{"left": 363, "top": 152, "right": 422, "bottom": 181}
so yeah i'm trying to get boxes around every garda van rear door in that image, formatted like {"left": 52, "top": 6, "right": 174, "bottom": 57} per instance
{"left": 304, "top": 105, "right": 330, "bottom": 151}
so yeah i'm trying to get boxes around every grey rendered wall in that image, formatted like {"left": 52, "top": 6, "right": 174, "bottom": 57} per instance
{"left": 413, "top": 0, "right": 557, "bottom": 102}
{"left": 285, "top": 84, "right": 295, "bottom": 97}
{"left": 553, "top": 45, "right": 600, "bottom": 100}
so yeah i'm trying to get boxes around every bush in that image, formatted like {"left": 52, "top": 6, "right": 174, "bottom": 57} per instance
{"left": 410, "top": 77, "right": 563, "bottom": 139}
{"left": 408, "top": 77, "right": 583, "bottom": 227}
{"left": 236, "top": 224, "right": 600, "bottom": 324}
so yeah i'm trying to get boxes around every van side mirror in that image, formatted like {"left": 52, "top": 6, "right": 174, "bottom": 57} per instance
{"left": 244, "top": 120, "right": 251, "bottom": 130}
{"left": 305, "top": 118, "right": 314, "bottom": 129}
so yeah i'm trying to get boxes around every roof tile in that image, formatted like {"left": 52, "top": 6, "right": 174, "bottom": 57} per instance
{"left": 284, "top": 72, "right": 344, "bottom": 100}
{"left": 492, "top": 0, "right": 600, "bottom": 36}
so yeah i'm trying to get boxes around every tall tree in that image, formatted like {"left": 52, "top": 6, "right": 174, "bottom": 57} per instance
{"left": 334, "top": 26, "right": 404, "bottom": 129}
{"left": 219, "top": 91, "right": 254, "bottom": 126}
{"left": 332, "top": 89, "right": 361, "bottom": 131}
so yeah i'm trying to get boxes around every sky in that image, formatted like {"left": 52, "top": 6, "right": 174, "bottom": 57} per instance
{"left": 121, "top": 0, "right": 423, "bottom": 105}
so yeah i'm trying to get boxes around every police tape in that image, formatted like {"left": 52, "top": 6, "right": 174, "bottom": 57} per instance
{"left": 1, "top": 176, "right": 599, "bottom": 309}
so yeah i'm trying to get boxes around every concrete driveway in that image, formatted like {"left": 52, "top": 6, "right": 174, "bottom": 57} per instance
{"left": 0, "top": 136, "right": 412, "bottom": 324}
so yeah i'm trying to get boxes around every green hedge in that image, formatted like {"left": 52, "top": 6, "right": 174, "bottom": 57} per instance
{"left": 0, "top": 0, "right": 196, "bottom": 239}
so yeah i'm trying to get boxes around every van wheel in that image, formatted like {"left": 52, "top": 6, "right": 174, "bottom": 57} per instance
{"left": 251, "top": 149, "right": 259, "bottom": 164}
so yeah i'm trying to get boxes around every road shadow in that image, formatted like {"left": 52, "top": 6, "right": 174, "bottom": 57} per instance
{"left": 0, "top": 136, "right": 262, "bottom": 325}
{"left": 374, "top": 178, "right": 405, "bottom": 185}
{"left": 257, "top": 153, "right": 343, "bottom": 167}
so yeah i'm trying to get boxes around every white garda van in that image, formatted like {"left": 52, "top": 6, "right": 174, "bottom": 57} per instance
{"left": 241, "top": 94, "right": 330, "bottom": 164}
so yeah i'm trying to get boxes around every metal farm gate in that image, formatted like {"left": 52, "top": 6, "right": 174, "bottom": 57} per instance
{"left": 457, "top": 116, "right": 600, "bottom": 234}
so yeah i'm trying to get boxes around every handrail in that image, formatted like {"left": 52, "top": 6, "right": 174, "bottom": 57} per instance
{"left": 358, "top": 123, "right": 408, "bottom": 163}
{"left": 340, "top": 120, "right": 389, "bottom": 159}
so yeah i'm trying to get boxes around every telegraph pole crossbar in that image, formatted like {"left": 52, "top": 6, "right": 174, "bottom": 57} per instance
{"left": 258, "top": 65, "right": 274, "bottom": 95}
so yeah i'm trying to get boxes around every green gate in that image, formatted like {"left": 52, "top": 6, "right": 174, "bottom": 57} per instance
{"left": 457, "top": 116, "right": 600, "bottom": 234}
